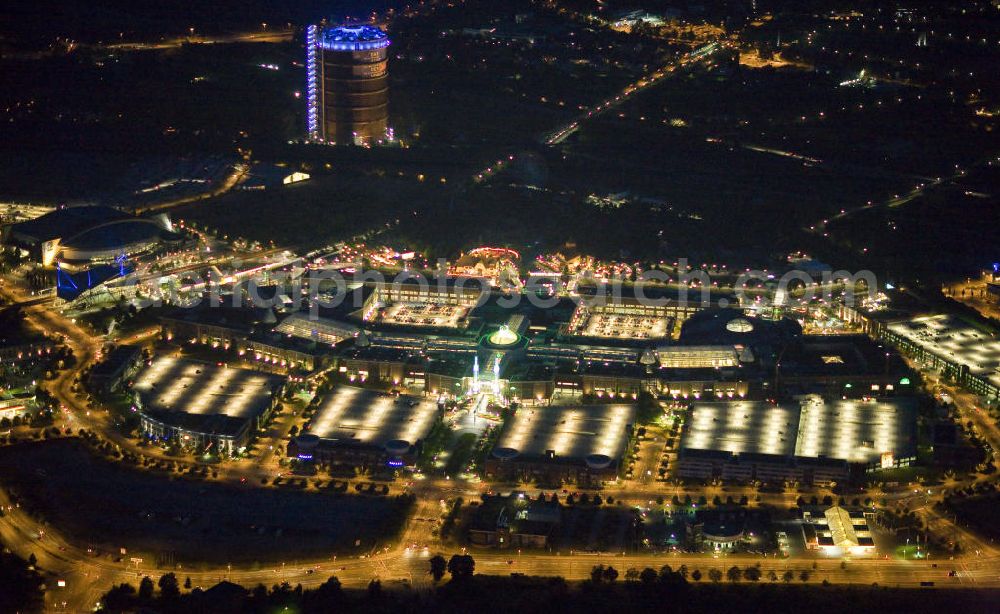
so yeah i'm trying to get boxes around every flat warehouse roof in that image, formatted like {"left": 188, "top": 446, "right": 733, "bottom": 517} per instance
{"left": 682, "top": 397, "right": 917, "bottom": 464}
{"left": 684, "top": 401, "right": 800, "bottom": 457}
{"left": 275, "top": 313, "right": 359, "bottom": 346}
{"left": 887, "top": 314, "right": 1000, "bottom": 386}
{"left": 308, "top": 386, "right": 439, "bottom": 448}
{"left": 494, "top": 404, "right": 635, "bottom": 462}
{"left": 133, "top": 357, "right": 281, "bottom": 419}
{"left": 794, "top": 397, "right": 917, "bottom": 464}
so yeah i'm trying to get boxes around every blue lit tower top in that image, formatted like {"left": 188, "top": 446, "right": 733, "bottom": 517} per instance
{"left": 306, "top": 24, "right": 391, "bottom": 144}
{"left": 318, "top": 25, "right": 390, "bottom": 51}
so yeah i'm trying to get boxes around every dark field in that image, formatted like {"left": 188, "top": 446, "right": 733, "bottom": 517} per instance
{"left": 0, "top": 439, "right": 411, "bottom": 565}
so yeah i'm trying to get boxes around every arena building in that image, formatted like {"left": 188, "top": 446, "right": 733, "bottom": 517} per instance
{"left": 486, "top": 403, "right": 636, "bottom": 486}
{"left": 288, "top": 386, "right": 441, "bottom": 469}
{"left": 3, "top": 205, "right": 180, "bottom": 269}
{"left": 132, "top": 357, "right": 284, "bottom": 456}
{"left": 306, "top": 24, "right": 390, "bottom": 145}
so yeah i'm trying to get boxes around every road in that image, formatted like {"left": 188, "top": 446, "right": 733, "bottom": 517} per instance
{"left": 942, "top": 274, "right": 1000, "bottom": 322}
{"left": 96, "top": 30, "right": 294, "bottom": 53}
{"left": 472, "top": 42, "right": 724, "bottom": 184}
{"left": 806, "top": 153, "right": 1000, "bottom": 248}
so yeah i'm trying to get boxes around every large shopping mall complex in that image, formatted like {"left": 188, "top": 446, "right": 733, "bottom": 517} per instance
{"left": 156, "top": 278, "right": 915, "bottom": 406}
{"left": 100, "top": 276, "right": 921, "bottom": 480}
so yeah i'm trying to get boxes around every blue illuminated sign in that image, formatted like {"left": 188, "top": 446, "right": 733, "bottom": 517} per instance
{"left": 305, "top": 25, "right": 320, "bottom": 138}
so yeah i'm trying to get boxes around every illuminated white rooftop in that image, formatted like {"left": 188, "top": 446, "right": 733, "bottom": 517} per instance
{"left": 683, "top": 401, "right": 799, "bottom": 457}
{"left": 494, "top": 404, "right": 635, "bottom": 461}
{"left": 887, "top": 314, "right": 1000, "bottom": 387}
{"left": 133, "top": 356, "right": 281, "bottom": 419}
{"left": 307, "top": 386, "right": 438, "bottom": 448}
{"left": 682, "top": 397, "right": 917, "bottom": 464}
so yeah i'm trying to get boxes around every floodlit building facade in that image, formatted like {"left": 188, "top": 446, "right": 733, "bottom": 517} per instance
{"left": 306, "top": 24, "right": 390, "bottom": 145}
{"left": 803, "top": 507, "right": 876, "bottom": 556}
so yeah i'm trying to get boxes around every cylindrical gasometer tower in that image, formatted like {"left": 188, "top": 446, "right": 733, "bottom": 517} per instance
{"left": 306, "top": 24, "right": 390, "bottom": 145}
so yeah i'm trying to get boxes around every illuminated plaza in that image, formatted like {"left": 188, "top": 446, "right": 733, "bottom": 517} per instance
{"left": 377, "top": 301, "right": 471, "bottom": 329}
{"left": 578, "top": 312, "right": 670, "bottom": 340}
{"left": 567, "top": 302, "right": 674, "bottom": 340}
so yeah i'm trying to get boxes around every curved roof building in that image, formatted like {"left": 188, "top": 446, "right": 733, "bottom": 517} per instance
{"left": 4, "top": 205, "right": 180, "bottom": 267}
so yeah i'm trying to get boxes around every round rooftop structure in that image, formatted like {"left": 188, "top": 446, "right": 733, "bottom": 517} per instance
{"left": 318, "top": 25, "right": 390, "bottom": 51}
{"left": 725, "top": 318, "right": 754, "bottom": 333}
{"left": 384, "top": 439, "right": 411, "bottom": 456}
{"left": 488, "top": 325, "right": 519, "bottom": 347}
{"left": 492, "top": 446, "right": 520, "bottom": 461}
{"left": 679, "top": 308, "right": 802, "bottom": 345}
{"left": 585, "top": 454, "right": 612, "bottom": 470}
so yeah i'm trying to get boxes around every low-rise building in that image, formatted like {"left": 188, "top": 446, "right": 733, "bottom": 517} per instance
{"left": 288, "top": 386, "right": 441, "bottom": 469}
{"left": 0, "top": 388, "right": 36, "bottom": 422}
{"left": 133, "top": 357, "right": 284, "bottom": 456}
{"left": 467, "top": 493, "right": 561, "bottom": 549}
{"left": 803, "top": 506, "right": 876, "bottom": 556}
{"left": 88, "top": 344, "right": 143, "bottom": 393}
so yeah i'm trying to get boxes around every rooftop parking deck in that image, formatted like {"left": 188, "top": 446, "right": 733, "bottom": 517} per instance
{"left": 308, "top": 386, "right": 439, "bottom": 449}
{"left": 493, "top": 403, "right": 636, "bottom": 463}
{"left": 133, "top": 356, "right": 281, "bottom": 420}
